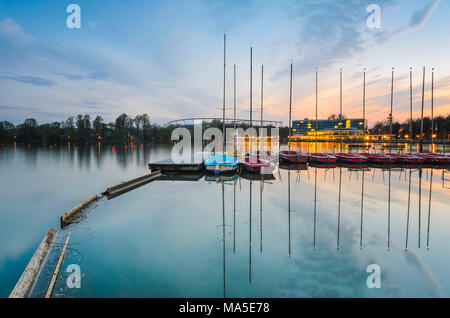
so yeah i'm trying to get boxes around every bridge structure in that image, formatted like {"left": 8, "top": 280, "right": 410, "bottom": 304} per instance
{"left": 166, "top": 117, "right": 283, "bottom": 128}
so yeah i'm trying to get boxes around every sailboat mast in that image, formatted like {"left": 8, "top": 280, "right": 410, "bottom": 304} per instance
{"left": 363, "top": 68, "right": 366, "bottom": 133}
{"left": 339, "top": 68, "right": 342, "bottom": 118}
{"left": 288, "top": 63, "right": 293, "bottom": 151}
{"left": 234, "top": 64, "right": 236, "bottom": 131}
{"left": 389, "top": 67, "right": 394, "bottom": 137}
{"left": 261, "top": 64, "right": 264, "bottom": 127}
{"left": 409, "top": 67, "right": 413, "bottom": 142}
{"left": 431, "top": 68, "right": 434, "bottom": 140}
{"left": 315, "top": 68, "right": 318, "bottom": 151}
{"left": 222, "top": 34, "right": 226, "bottom": 154}
{"left": 420, "top": 66, "right": 425, "bottom": 152}
{"left": 250, "top": 47, "right": 253, "bottom": 126}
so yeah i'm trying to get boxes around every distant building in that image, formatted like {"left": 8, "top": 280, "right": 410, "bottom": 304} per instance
{"left": 292, "top": 118, "right": 365, "bottom": 134}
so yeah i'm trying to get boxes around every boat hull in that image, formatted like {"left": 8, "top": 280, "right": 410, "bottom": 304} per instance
{"left": 309, "top": 153, "right": 337, "bottom": 163}
{"left": 279, "top": 151, "right": 309, "bottom": 163}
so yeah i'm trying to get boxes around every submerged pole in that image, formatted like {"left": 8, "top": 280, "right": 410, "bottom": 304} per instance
{"left": 420, "top": 67, "right": 425, "bottom": 153}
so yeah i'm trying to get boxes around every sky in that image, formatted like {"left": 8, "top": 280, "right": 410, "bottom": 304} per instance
{"left": 0, "top": 0, "right": 449, "bottom": 127}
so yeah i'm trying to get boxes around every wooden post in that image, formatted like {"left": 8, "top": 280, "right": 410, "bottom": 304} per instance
{"left": 9, "top": 229, "right": 57, "bottom": 298}
{"left": 45, "top": 231, "right": 71, "bottom": 298}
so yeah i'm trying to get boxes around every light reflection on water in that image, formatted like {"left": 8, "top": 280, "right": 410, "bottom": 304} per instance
{"left": 0, "top": 143, "right": 449, "bottom": 298}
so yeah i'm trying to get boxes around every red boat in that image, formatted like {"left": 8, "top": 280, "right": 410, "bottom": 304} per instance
{"left": 240, "top": 157, "right": 275, "bottom": 174}
{"left": 417, "top": 153, "right": 450, "bottom": 164}
{"left": 361, "top": 153, "right": 396, "bottom": 163}
{"left": 279, "top": 151, "right": 309, "bottom": 163}
{"left": 309, "top": 153, "right": 337, "bottom": 163}
{"left": 334, "top": 153, "right": 368, "bottom": 163}
{"left": 389, "top": 153, "right": 425, "bottom": 164}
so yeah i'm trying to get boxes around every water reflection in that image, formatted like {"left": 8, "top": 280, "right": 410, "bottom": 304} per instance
{"left": 1, "top": 143, "right": 450, "bottom": 297}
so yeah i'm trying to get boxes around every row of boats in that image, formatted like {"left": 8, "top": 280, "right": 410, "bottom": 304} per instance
{"left": 204, "top": 152, "right": 450, "bottom": 175}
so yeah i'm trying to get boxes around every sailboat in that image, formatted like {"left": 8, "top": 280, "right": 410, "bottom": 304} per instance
{"left": 333, "top": 67, "right": 368, "bottom": 164}
{"left": 205, "top": 34, "right": 238, "bottom": 173}
{"left": 309, "top": 68, "right": 337, "bottom": 163}
{"left": 241, "top": 63, "right": 276, "bottom": 174}
{"left": 279, "top": 63, "right": 310, "bottom": 164}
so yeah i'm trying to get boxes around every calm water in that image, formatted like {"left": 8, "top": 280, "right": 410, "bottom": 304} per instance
{"left": 0, "top": 143, "right": 449, "bottom": 298}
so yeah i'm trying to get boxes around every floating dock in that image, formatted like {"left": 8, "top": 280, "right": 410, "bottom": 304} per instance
{"left": 148, "top": 159, "right": 204, "bottom": 173}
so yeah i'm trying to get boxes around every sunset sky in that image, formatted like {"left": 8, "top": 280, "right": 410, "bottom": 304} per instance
{"left": 0, "top": 0, "right": 448, "bottom": 127}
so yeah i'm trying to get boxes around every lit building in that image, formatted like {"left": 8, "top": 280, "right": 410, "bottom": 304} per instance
{"left": 290, "top": 118, "right": 392, "bottom": 141}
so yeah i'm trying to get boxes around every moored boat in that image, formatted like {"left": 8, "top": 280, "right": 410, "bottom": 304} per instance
{"left": 309, "top": 153, "right": 337, "bottom": 163}
{"left": 389, "top": 153, "right": 425, "bottom": 164}
{"left": 334, "top": 153, "right": 368, "bottom": 163}
{"left": 361, "top": 153, "right": 396, "bottom": 163}
{"left": 279, "top": 151, "right": 309, "bottom": 163}
{"left": 204, "top": 154, "right": 239, "bottom": 173}
{"left": 416, "top": 153, "right": 450, "bottom": 164}
{"left": 240, "top": 157, "right": 275, "bottom": 174}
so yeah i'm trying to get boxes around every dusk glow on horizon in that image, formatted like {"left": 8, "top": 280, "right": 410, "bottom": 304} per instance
{"left": 0, "top": 0, "right": 449, "bottom": 127}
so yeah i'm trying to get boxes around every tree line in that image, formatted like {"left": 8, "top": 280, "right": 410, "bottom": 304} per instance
{"left": 1, "top": 113, "right": 449, "bottom": 144}
{"left": 0, "top": 113, "right": 176, "bottom": 143}
{"left": 371, "top": 115, "right": 450, "bottom": 139}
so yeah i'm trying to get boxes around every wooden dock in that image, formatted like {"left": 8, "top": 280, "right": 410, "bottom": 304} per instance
{"left": 148, "top": 159, "right": 204, "bottom": 173}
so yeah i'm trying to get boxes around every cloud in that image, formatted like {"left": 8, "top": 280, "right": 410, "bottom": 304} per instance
{"left": 58, "top": 72, "right": 107, "bottom": 81}
{"left": 272, "top": 0, "right": 397, "bottom": 79}
{"left": 0, "top": 75, "right": 55, "bottom": 87}
{"left": 0, "top": 18, "right": 33, "bottom": 44}
{"left": 375, "top": 0, "right": 441, "bottom": 43}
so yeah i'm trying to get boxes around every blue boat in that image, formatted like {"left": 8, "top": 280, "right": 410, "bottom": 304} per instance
{"left": 204, "top": 154, "right": 238, "bottom": 173}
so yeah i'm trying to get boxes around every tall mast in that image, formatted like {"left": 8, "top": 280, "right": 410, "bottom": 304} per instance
{"left": 409, "top": 67, "right": 413, "bottom": 142}
{"left": 420, "top": 66, "right": 425, "bottom": 153}
{"left": 261, "top": 64, "right": 264, "bottom": 127}
{"left": 389, "top": 67, "right": 394, "bottom": 137}
{"left": 363, "top": 68, "right": 366, "bottom": 133}
{"left": 222, "top": 33, "right": 226, "bottom": 154}
{"left": 288, "top": 63, "right": 293, "bottom": 151}
{"left": 431, "top": 68, "right": 435, "bottom": 141}
{"left": 315, "top": 68, "right": 318, "bottom": 151}
{"left": 250, "top": 47, "right": 253, "bottom": 126}
{"left": 234, "top": 64, "right": 236, "bottom": 131}
{"left": 339, "top": 67, "right": 342, "bottom": 118}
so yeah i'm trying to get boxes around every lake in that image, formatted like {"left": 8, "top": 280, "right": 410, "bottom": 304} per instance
{"left": 0, "top": 142, "right": 449, "bottom": 297}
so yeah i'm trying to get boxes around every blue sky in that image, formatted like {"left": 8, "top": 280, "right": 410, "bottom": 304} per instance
{"left": 0, "top": 0, "right": 448, "bottom": 126}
